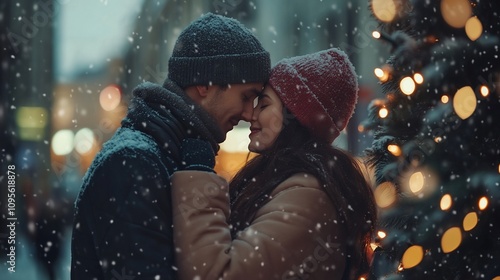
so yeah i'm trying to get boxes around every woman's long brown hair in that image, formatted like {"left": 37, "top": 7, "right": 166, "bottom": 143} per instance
{"left": 229, "top": 114, "right": 377, "bottom": 279}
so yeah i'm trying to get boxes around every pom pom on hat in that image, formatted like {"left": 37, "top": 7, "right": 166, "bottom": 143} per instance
{"left": 268, "top": 48, "right": 359, "bottom": 143}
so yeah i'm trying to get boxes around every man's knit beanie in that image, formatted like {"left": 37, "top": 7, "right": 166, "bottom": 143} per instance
{"left": 268, "top": 48, "right": 359, "bottom": 144}
{"left": 168, "top": 13, "right": 271, "bottom": 88}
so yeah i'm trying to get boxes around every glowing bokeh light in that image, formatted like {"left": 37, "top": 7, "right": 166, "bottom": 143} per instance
{"left": 379, "top": 108, "right": 389, "bottom": 118}
{"left": 409, "top": 172, "right": 424, "bottom": 193}
{"left": 441, "top": 0, "right": 472, "bottom": 28}
{"left": 441, "top": 95, "right": 450, "bottom": 103}
{"left": 372, "top": 31, "right": 381, "bottom": 39}
{"left": 402, "top": 245, "right": 424, "bottom": 269}
{"left": 463, "top": 212, "right": 478, "bottom": 231}
{"left": 478, "top": 196, "right": 489, "bottom": 210}
{"left": 434, "top": 136, "right": 443, "bottom": 143}
{"left": 377, "top": 231, "right": 387, "bottom": 239}
{"left": 372, "top": 0, "right": 397, "bottom": 22}
{"left": 51, "top": 130, "right": 74, "bottom": 156}
{"left": 453, "top": 86, "right": 477, "bottom": 120}
{"left": 480, "top": 85, "right": 490, "bottom": 97}
{"left": 440, "top": 194, "right": 452, "bottom": 210}
{"left": 387, "top": 144, "right": 402, "bottom": 156}
{"left": 74, "top": 128, "right": 96, "bottom": 155}
{"left": 374, "top": 182, "right": 397, "bottom": 208}
{"left": 400, "top": 77, "right": 416, "bottom": 95}
{"left": 465, "top": 16, "right": 483, "bottom": 41}
{"left": 441, "top": 227, "right": 462, "bottom": 253}
{"left": 492, "top": 276, "right": 500, "bottom": 280}
{"left": 99, "top": 85, "right": 122, "bottom": 111}
{"left": 374, "top": 67, "right": 390, "bottom": 82}
{"left": 413, "top": 73, "right": 424, "bottom": 84}
{"left": 397, "top": 263, "right": 404, "bottom": 271}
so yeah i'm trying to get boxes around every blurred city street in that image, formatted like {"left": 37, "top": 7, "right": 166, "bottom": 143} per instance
{"left": 1, "top": 0, "right": 386, "bottom": 279}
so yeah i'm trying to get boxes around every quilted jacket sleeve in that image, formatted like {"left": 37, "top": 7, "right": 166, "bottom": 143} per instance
{"left": 171, "top": 171, "right": 346, "bottom": 280}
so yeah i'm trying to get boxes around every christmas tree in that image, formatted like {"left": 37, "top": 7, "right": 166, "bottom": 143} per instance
{"left": 363, "top": 0, "right": 500, "bottom": 279}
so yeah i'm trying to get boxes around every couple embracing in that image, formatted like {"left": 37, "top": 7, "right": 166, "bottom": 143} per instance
{"left": 71, "top": 12, "right": 376, "bottom": 280}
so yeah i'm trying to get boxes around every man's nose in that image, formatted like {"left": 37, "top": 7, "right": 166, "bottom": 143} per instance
{"left": 241, "top": 103, "right": 254, "bottom": 122}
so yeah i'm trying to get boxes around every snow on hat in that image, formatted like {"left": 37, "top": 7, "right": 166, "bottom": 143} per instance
{"left": 168, "top": 13, "right": 271, "bottom": 88}
{"left": 268, "top": 48, "right": 359, "bottom": 143}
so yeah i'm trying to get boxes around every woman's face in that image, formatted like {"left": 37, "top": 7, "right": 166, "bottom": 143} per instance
{"left": 248, "top": 85, "right": 284, "bottom": 153}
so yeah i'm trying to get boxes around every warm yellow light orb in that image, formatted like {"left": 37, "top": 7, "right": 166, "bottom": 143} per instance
{"left": 478, "top": 196, "right": 489, "bottom": 210}
{"left": 372, "top": 0, "right": 397, "bottom": 22}
{"left": 377, "top": 231, "right": 387, "bottom": 239}
{"left": 379, "top": 108, "right": 389, "bottom": 118}
{"left": 441, "top": 95, "right": 450, "bottom": 103}
{"left": 372, "top": 31, "right": 381, "bottom": 39}
{"left": 374, "top": 67, "right": 390, "bottom": 82}
{"left": 374, "top": 68, "right": 384, "bottom": 78}
{"left": 409, "top": 172, "right": 424, "bottom": 193}
{"left": 402, "top": 245, "right": 424, "bottom": 269}
{"left": 441, "top": 227, "right": 462, "bottom": 253}
{"left": 374, "top": 182, "right": 397, "bottom": 208}
{"left": 400, "top": 77, "right": 416, "bottom": 95}
{"left": 441, "top": 0, "right": 472, "bottom": 28}
{"left": 387, "top": 144, "right": 402, "bottom": 156}
{"left": 440, "top": 194, "right": 452, "bottom": 210}
{"left": 99, "top": 85, "right": 122, "bottom": 111}
{"left": 413, "top": 73, "right": 424, "bottom": 84}
{"left": 480, "top": 85, "right": 490, "bottom": 97}
{"left": 463, "top": 212, "right": 478, "bottom": 231}
{"left": 465, "top": 16, "right": 483, "bottom": 41}
{"left": 453, "top": 86, "right": 477, "bottom": 120}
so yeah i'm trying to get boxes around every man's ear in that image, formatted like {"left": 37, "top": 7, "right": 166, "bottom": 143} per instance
{"left": 196, "top": 85, "right": 210, "bottom": 97}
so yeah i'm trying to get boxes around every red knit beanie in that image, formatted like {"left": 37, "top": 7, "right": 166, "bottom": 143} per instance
{"left": 268, "top": 48, "right": 359, "bottom": 144}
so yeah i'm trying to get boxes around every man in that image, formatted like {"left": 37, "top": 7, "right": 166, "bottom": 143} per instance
{"left": 71, "top": 13, "right": 270, "bottom": 279}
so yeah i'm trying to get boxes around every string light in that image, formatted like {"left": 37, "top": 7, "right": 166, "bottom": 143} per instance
{"left": 463, "top": 212, "right": 478, "bottom": 231}
{"left": 387, "top": 144, "right": 402, "bottom": 156}
{"left": 440, "top": 194, "right": 452, "bottom": 211}
{"left": 478, "top": 196, "right": 489, "bottom": 210}
{"left": 400, "top": 77, "right": 416, "bottom": 95}
{"left": 371, "top": 0, "right": 397, "bottom": 22}
{"left": 441, "top": 95, "right": 450, "bottom": 103}
{"left": 409, "top": 172, "right": 424, "bottom": 193}
{"left": 379, "top": 107, "right": 389, "bottom": 118}
{"left": 413, "top": 73, "right": 424, "bottom": 84}
{"left": 372, "top": 30, "right": 398, "bottom": 47}
{"left": 453, "top": 86, "right": 477, "bottom": 120}
{"left": 397, "top": 263, "right": 404, "bottom": 271}
{"left": 465, "top": 16, "right": 483, "bottom": 41}
{"left": 402, "top": 245, "right": 424, "bottom": 269}
{"left": 377, "top": 231, "right": 387, "bottom": 239}
{"left": 480, "top": 85, "right": 490, "bottom": 97}
{"left": 441, "top": 227, "right": 462, "bottom": 253}
{"left": 374, "top": 182, "right": 397, "bottom": 208}
{"left": 441, "top": 0, "right": 472, "bottom": 28}
{"left": 434, "top": 136, "right": 443, "bottom": 143}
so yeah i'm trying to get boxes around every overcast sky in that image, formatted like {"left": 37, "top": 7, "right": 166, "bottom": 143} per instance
{"left": 55, "top": 0, "right": 144, "bottom": 82}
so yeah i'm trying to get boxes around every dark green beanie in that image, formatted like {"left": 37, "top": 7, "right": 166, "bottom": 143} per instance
{"left": 168, "top": 13, "right": 271, "bottom": 88}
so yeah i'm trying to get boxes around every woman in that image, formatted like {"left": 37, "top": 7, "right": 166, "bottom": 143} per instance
{"left": 171, "top": 48, "right": 377, "bottom": 280}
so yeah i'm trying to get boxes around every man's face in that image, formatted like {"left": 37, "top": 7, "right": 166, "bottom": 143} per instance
{"left": 201, "top": 83, "right": 264, "bottom": 135}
